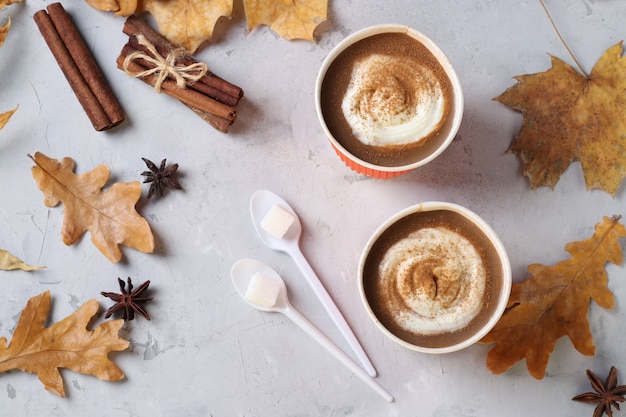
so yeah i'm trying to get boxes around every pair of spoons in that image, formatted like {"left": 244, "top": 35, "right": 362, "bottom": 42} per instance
{"left": 231, "top": 190, "right": 393, "bottom": 402}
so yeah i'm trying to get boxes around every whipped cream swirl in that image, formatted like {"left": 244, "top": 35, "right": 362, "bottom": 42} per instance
{"left": 341, "top": 53, "right": 448, "bottom": 147}
{"left": 378, "top": 226, "right": 486, "bottom": 335}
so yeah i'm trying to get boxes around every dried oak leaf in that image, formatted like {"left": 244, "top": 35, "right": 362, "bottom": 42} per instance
{"left": 0, "top": 249, "right": 45, "bottom": 271}
{"left": 0, "top": 291, "right": 129, "bottom": 397}
{"left": 243, "top": 0, "right": 327, "bottom": 41}
{"left": 481, "top": 216, "right": 626, "bottom": 379}
{"left": 29, "top": 152, "right": 155, "bottom": 263}
{"left": 495, "top": 42, "right": 626, "bottom": 196}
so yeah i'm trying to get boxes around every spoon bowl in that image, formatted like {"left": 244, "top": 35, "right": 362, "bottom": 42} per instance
{"left": 231, "top": 258, "right": 290, "bottom": 313}
{"left": 250, "top": 190, "right": 302, "bottom": 253}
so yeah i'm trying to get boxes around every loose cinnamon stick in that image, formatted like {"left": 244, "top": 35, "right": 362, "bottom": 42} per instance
{"left": 47, "top": 3, "right": 124, "bottom": 126}
{"left": 117, "top": 52, "right": 236, "bottom": 122}
{"left": 34, "top": 3, "right": 124, "bottom": 131}
{"left": 123, "top": 16, "right": 243, "bottom": 102}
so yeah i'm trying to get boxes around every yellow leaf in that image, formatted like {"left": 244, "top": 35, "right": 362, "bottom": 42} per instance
{"left": 481, "top": 216, "right": 626, "bottom": 379}
{"left": 0, "top": 291, "right": 129, "bottom": 397}
{"left": 135, "top": 0, "right": 233, "bottom": 52}
{"left": 0, "top": 0, "right": 23, "bottom": 10}
{"left": 86, "top": 0, "right": 327, "bottom": 51}
{"left": 29, "top": 152, "right": 155, "bottom": 263}
{"left": 495, "top": 42, "right": 626, "bottom": 195}
{"left": 0, "top": 106, "right": 16, "bottom": 131}
{"left": 85, "top": 0, "right": 137, "bottom": 15}
{"left": 0, "top": 17, "right": 18, "bottom": 130}
{"left": 0, "top": 249, "right": 45, "bottom": 271}
{"left": 243, "top": 0, "right": 327, "bottom": 41}
{"left": 0, "top": 16, "right": 10, "bottom": 47}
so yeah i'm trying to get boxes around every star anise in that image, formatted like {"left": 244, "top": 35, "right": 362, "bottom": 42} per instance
{"left": 141, "top": 157, "right": 182, "bottom": 198}
{"left": 101, "top": 277, "right": 152, "bottom": 321}
{"left": 573, "top": 366, "right": 626, "bottom": 417}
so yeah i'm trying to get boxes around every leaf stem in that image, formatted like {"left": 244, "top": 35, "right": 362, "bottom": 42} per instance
{"left": 538, "top": 0, "right": 589, "bottom": 78}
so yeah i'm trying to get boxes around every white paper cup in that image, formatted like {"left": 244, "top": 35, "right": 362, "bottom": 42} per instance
{"left": 358, "top": 202, "right": 511, "bottom": 353}
{"left": 315, "top": 25, "right": 464, "bottom": 179}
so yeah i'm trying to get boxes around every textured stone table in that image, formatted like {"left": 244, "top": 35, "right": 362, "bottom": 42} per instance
{"left": 1, "top": 0, "right": 624, "bottom": 415}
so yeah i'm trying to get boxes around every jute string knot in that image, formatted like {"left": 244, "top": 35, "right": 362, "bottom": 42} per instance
{"left": 123, "top": 34, "right": 208, "bottom": 93}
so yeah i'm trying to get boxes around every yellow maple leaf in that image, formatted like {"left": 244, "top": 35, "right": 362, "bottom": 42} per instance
{"left": 481, "top": 216, "right": 626, "bottom": 379}
{"left": 495, "top": 42, "right": 626, "bottom": 195}
{"left": 136, "top": 0, "right": 233, "bottom": 52}
{"left": 243, "top": 0, "right": 327, "bottom": 41}
{"left": 0, "top": 291, "right": 129, "bottom": 397}
{"left": 87, "top": 0, "right": 232, "bottom": 52}
{"left": 29, "top": 152, "right": 155, "bottom": 263}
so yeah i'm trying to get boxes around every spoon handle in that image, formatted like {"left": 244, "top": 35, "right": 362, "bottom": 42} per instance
{"left": 284, "top": 306, "right": 393, "bottom": 402}
{"left": 290, "top": 248, "right": 377, "bottom": 378}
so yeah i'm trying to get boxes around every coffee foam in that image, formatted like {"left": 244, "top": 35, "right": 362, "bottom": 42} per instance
{"left": 341, "top": 54, "right": 447, "bottom": 147}
{"left": 378, "top": 226, "right": 486, "bottom": 335}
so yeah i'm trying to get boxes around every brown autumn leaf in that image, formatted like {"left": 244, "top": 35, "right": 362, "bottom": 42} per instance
{"left": 0, "top": 17, "right": 17, "bottom": 131}
{"left": 481, "top": 216, "right": 626, "bottom": 379}
{"left": 0, "top": 291, "right": 129, "bottom": 397}
{"left": 29, "top": 152, "right": 155, "bottom": 263}
{"left": 0, "top": 249, "right": 45, "bottom": 271}
{"left": 243, "top": 0, "right": 327, "bottom": 41}
{"left": 495, "top": 42, "right": 626, "bottom": 195}
{"left": 86, "top": 0, "right": 327, "bottom": 52}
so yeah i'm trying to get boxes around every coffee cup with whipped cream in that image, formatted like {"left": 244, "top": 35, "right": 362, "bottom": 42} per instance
{"left": 359, "top": 202, "right": 511, "bottom": 353}
{"left": 315, "top": 25, "right": 463, "bottom": 179}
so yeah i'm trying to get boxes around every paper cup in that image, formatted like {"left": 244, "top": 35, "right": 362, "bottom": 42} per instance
{"left": 358, "top": 202, "right": 511, "bottom": 353}
{"left": 315, "top": 24, "right": 464, "bottom": 179}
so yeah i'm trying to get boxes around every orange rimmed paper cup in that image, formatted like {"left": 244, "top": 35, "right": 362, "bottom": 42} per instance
{"left": 315, "top": 24, "right": 464, "bottom": 179}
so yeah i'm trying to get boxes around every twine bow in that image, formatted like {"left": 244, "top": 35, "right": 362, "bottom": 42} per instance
{"left": 123, "top": 34, "right": 208, "bottom": 93}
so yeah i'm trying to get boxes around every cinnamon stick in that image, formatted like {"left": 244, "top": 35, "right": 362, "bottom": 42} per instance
{"left": 123, "top": 16, "right": 243, "bottom": 102}
{"left": 187, "top": 105, "right": 233, "bottom": 133}
{"left": 34, "top": 3, "right": 124, "bottom": 131}
{"left": 117, "top": 52, "right": 236, "bottom": 122}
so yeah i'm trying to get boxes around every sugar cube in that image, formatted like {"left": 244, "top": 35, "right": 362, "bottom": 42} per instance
{"left": 260, "top": 204, "right": 295, "bottom": 239}
{"left": 245, "top": 272, "right": 281, "bottom": 308}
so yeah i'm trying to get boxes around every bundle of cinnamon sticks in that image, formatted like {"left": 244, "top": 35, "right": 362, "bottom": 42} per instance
{"left": 118, "top": 17, "right": 244, "bottom": 133}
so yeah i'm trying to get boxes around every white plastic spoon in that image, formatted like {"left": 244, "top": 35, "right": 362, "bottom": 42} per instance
{"left": 250, "top": 189, "right": 377, "bottom": 378}
{"left": 231, "top": 258, "right": 393, "bottom": 403}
